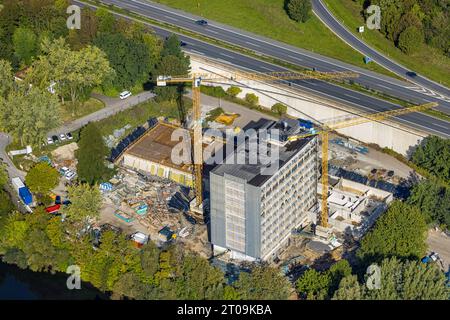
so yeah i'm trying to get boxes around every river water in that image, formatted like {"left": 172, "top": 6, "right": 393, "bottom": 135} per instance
{"left": 0, "top": 261, "right": 108, "bottom": 300}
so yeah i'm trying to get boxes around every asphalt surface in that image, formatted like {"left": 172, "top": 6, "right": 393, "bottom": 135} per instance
{"left": 74, "top": 0, "right": 450, "bottom": 139}
{"left": 312, "top": 0, "right": 450, "bottom": 100}
{"left": 84, "top": 0, "right": 450, "bottom": 114}
{"left": 0, "top": 133, "right": 26, "bottom": 180}
{"left": 48, "top": 91, "right": 155, "bottom": 136}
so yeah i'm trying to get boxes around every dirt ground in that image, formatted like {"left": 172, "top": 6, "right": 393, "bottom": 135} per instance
{"left": 426, "top": 228, "right": 450, "bottom": 271}
{"left": 51, "top": 142, "right": 78, "bottom": 162}
{"left": 329, "top": 137, "right": 414, "bottom": 180}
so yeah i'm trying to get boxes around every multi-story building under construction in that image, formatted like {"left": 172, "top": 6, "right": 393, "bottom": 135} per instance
{"left": 210, "top": 119, "right": 318, "bottom": 262}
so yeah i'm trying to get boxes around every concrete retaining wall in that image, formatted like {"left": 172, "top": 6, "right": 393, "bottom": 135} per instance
{"left": 190, "top": 56, "right": 428, "bottom": 156}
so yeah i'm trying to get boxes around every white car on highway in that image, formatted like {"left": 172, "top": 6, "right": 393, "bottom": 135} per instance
{"left": 119, "top": 91, "right": 132, "bottom": 100}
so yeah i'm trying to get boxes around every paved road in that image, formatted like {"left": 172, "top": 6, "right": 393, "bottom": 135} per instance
{"left": 82, "top": 0, "right": 450, "bottom": 114}
{"left": 427, "top": 229, "right": 450, "bottom": 271}
{"left": 0, "top": 133, "right": 26, "bottom": 180}
{"left": 73, "top": 0, "right": 450, "bottom": 139}
{"left": 48, "top": 91, "right": 155, "bottom": 136}
{"left": 312, "top": 0, "right": 450, "bottom": 100}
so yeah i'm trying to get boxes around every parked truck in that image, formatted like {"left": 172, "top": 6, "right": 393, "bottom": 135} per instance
{"left": 11, "top": 177, "right": 33, "bottom": 206}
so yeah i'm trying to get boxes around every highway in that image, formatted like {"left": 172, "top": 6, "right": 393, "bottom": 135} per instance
{"left": 74, "top": 0, "right": 450, "bottom": 138}
{"left": 312, "top": 0, "right": 450, "bottom": 101}
{"left": 92, "top": 0, "right": 450, "bottom": 112}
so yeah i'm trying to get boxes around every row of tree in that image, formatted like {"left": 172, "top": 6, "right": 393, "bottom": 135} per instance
{"left": 408, "top": 135, "right": 450, "bottom": 229}
{"left": 295, "top": 200, "right": 449, "bottom": 300}
{"left": 0, "top": 59, "right": 61, "bottom": 147}
{"left": 0, "top": 0, "right": 190, "bottom": 148}
{"left": 0, "top": 182, "right": 291, "bottom": 299}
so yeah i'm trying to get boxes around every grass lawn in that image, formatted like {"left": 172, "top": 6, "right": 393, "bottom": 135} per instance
{"left": 152, "top": 0, "right": 393, "bottom": 76}
{"left": 322, "top": 0, "right": 450, "bottom": 88}
{"left": 59, "top": 98, "right": 105, "bottom": 123}
{"left": 92, "top": 99, "right": 187, "bottom": 137}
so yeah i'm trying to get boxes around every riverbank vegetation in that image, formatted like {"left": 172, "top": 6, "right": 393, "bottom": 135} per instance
{"left": 0, "top": 202, "right": 291, "bottom": 300}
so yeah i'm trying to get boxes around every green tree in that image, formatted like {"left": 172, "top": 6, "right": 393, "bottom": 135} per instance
{"left": 0, "top": 191, "right": 13, "bottom": 217}
{"left": 140, "top": 242, "right": 160, "bottom": 282}
{"left": 332, "top": 275, "right": 364, "bottom": 300}
{"left": 154, "top": 34, "right": 190, "bottom": 103}
{"left": 234, "top": 266, "right": 291, "bottom": 300}
{"left": 76, "top": 123, "right": 110, "bottom": 184}
{"left": 174, "top": 253, "right": 225, "bottom": 300}
{"left": 407, "top": 179, "right": 449, "bottom": 228}
{"left": 398, "top": 26, "right": 424, "bottom": 54}
{"left": 29, "top": 38, "right": 114, "bottom": 111}
{"left": 0, "top": 59, "right": 13, "bottom": 98}
{"left": 365, "top": 257, "right": 448, "bottom": 300}
{"left": 245, "top": 93, "right": 259, "bottom": 106}
{"left": 226, "top": 86, "right": 242, "bottom": 97}
{"left": 0, "top": 84, "right": 60, "bottom": 148}
{"left": 328, "top": 259, "right": 352, "bottom": 295}
{"left": 411, "top": 135, "right": 450, "bottom": 183}
{"left": 94, "top": 33, "right": 152, "bottom": 89}
{"left": 112, "top": 272, "right": 148, "bottom": 300}
{"left": 271, "top": 103, "right": 288, "bottom": 115}
{"left": 0, "top": 163, "right": 8, "bottom": 188}
{"left": 25, "top": 162, "right": 60, "bottom": 199}
{"left": 96, "top": 7, "right": 116, "bottom": 34}
{"left": 295, "top": 268, "right": 330, "bottom": 300}
{"left": 12, "top": 27, "right": 38, "bottom": 65}
{"left": 67, "top": 8, "right": 99, "bottom": 50}
{"left": 357, "top": 201, "right": 428, "bottom": 263}
{"left": 286, "top": 0, "right": 312, "bottom": 23}
{"left": 64, "top": 183, "right": 102, "bottom": 229}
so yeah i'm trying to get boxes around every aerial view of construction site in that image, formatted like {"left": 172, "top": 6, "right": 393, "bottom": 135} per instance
{"left": 0, "top": 0, "right": 449, "bottom": 310}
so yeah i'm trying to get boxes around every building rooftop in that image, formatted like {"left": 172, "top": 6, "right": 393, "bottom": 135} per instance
{"left": 211, "top": 119, "right": 316, "bottom": 187}
{"left": 327, "top": 190, "right": 364, "bottom": 211}
{"left": 124, "top": 122, "right": 193, "bottom": 173}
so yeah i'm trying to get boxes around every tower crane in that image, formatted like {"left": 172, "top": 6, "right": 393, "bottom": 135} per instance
{"left": 156, "top": 69, "right": 360, "bottom": 212}
{"left": 288, "top": 102, "right": 438, "bottom": 228}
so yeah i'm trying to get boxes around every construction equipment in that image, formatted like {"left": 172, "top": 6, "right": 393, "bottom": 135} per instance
{"left": 288, "top": 102, "right": 438, "bottom": 228}
{"left": 156, "top": 70, "right": 359, "bottom": 211}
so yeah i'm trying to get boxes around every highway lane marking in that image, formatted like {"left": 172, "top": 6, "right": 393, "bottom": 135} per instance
{"left": 129, "top": 0, "right": 439, "bottom": 98}
{"left": 113, "top": 1, "right": 450, "bottom": 109}
{"left": 220, "top": 53, "right": 235, "bottom": 59}
{"left": 207, "top": 29, "right": 219, "bottom": 34}
{"left": 246, "top": 42, "right": 260, "bottom": 48}
{"left": 163, "top": 15, "right": 179, "bottom": 21}
{"left": 288, "top": 55, "right": 303, "bottom": 62}
{"left": 433, "top": 123, "right": 449, "bottom": 129}
{"left": 344, "top": 93, "right": 360, "bottom": 100}
{"left": 376, "top": 84, "right": 391, "bottom": 90}
{"left": 189, "top": 49, "right": 205, "bottom": 56}
{"left": 260, "top": 66, "right": 275, "bottom": 71}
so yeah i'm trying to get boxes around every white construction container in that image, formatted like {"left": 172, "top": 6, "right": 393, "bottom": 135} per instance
{"left": 11, "top": 177, "right": 25, "bottom": 192}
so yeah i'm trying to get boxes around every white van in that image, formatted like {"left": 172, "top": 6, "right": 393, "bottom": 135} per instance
{"left": 119, "top": 91, "right": 132, "bottom": 100}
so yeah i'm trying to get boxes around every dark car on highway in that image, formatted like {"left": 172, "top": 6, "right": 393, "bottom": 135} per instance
{"left": 196, "top": 19, "right": 208, "bottom": 26}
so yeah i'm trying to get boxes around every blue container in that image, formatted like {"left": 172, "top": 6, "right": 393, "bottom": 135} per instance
{"left": 19, "top": 187, "right": 33, "bottom": 205}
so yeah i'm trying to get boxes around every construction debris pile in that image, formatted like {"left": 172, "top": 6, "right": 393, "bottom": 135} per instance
{"left": 104, "top": 124, "right": 133, "bottom": 149}
{"left": 101, "top": 168, "right": 192, "bottom": 231}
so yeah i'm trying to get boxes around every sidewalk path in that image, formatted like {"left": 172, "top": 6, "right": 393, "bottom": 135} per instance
{"left": 48, "top": 91, "right": 155, "bottom": 136}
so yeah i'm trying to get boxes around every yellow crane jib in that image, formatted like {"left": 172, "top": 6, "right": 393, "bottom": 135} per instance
{"left": 154, "top": 70, "right": 364, "bottom": 211}
{"left": 287, "top": 102, "right": 438, "bottom": 229}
